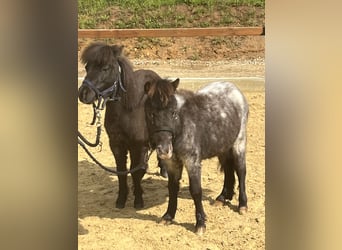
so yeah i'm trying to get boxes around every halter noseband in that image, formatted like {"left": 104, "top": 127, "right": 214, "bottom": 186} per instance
{"left": 153, "top": 127, "right": 175, "bottom": 137}
{"left": 150, "top": 110, "right": 179, "bottom": 140}
{"left": 81, "top": 65, "right": 126, "bottom": 110}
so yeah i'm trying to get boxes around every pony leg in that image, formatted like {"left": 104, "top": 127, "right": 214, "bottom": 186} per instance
{"left": 187, "top": 163, "right": 206, "bottom": 235}
{"left": 161, "top": 159, "right": 182, "bottom": 224}
{"left": 215, "top": 151, "right": 236, "bottom": 205}
{"left": 157, "top": 156, "right": 168, "bottom": 178}
{"left": 129, "top": 143, "right": 149, "bottom": 209}
{"left": 109, "top": 141, "right": 128, "bottom": 209}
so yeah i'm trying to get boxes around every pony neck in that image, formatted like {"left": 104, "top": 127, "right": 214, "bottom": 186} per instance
{"left": 117, "top": 58, "right": 143, "bottom": 110}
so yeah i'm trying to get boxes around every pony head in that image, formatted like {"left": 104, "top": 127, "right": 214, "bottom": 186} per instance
{"left": 78, "top": 42, "right": 124, "bottom": 105}
{"left": 144, "top": 78, "right": 180, "bottom": 159}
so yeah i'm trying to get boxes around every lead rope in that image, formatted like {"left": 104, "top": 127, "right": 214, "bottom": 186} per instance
{"left": 78, "top": 104, "right": 153, "bottom": 175}
{"left": 78, "top": 105, "right": 102, "bottom": 148}
{"left": 78, "top": 137, "right": 152, "bottom": 175}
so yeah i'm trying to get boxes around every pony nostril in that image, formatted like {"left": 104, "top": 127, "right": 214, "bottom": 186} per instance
{"left": 156, "top": 145, "right": 166, "bottom": 154}
{"left": 155, "top": 144, "right": 172, "bottom": 160}
{"left": 79, "top": 89, "right": 91, "bottom": 104}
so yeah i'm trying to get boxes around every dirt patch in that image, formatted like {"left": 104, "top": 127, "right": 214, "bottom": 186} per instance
{"left": 78, "top": 60, "right": 265, "bottom": 249}
{"left": 78, "top": 35, "right": 264, "bottom": 62}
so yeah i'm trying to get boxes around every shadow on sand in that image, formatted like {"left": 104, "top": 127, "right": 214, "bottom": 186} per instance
{"left": 78, "top": 160, "right": 229, "bottom": 234}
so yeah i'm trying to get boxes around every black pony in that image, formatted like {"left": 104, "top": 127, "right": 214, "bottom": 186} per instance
{"left": 78, "top": 42, "right": 165, "bottom": 209}
{"left": 144, "top": 79, "right": 249, "bottom": 234}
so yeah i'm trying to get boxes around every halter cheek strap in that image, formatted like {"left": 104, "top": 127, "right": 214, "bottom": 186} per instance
{"left": 150, "top": 111, "right": 179, "bottom": 140}
{"left": 117, "top": 66, "right": 127, "bottom": 93}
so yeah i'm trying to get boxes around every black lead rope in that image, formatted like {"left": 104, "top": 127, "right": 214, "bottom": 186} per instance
{"left": 90, "top": 103, "right": 97, "bottom": 125}
{"left": 78, "top": 137, "right": 149, "bottom": 175}
{"left": 78, "top": 104, "right": 102, "bottom": 148}
{"left": 78, "top": 101, "right": 152, "bottom": 175}
{"left": 77, "top": 127, "right": 102, "bottom": 148}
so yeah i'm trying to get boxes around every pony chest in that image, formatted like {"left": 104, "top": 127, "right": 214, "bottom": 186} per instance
{"left": 105, "top": 107, "right": 146, "bottom": 137}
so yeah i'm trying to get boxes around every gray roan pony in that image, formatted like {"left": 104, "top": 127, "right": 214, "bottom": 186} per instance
{"left": 78, "top": 42, "right": 165, "bottom": 209}
{"left": 144, "top": 78, "right": 249, "bottom": 234}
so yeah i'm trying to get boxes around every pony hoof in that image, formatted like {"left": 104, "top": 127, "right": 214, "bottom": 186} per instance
{"left": 134, "top": 202, "right": 144, "bottom": 210}
{"left": 134, "top": 196, "right": 144, "bottom": 209}
{"left": 115, "top": 202, "right": 125, "bottom": 209}
{"left": 239, "top": 206, "right": 248, "bottom": 215}
{"left": 195, "top": 226, "right": 206, "bottom": 235}
{"left": 213, "top": 199, "right": 225, "bottom": 207}
{"left": 159, "top": 218, "right": 172, "bottom": 225}
{"left": 116, "top": 194, "right": 127, "bottom": 209}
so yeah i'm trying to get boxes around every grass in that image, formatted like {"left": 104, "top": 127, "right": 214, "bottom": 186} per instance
{"left": 78, "top": 0, "right": 264, "bottom": 29}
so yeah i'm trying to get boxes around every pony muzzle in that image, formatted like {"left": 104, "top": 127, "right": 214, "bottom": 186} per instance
{"left": 78, "top": 79, "right": 100, "bottom": 104}
{"left": 156, "top": 144, "right": 173, "bottom": 159}
{"left": 79, "top": 85, "right": 97, "bottom": 104}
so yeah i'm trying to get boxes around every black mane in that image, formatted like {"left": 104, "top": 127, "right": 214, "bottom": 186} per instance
{"left": 81, "top": 42, "right": 125, "bottom": 66}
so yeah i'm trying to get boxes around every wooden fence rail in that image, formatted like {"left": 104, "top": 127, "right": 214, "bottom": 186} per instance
{"left": 78, "top": 26, "right": 265, "bottom": 39}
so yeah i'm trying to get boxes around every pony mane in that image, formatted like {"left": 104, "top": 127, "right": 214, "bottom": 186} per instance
{"left": 146, "top": 79, "right": 176, "bottom": 108}
{"left": 81, "top": 42, "right": 132, "bottom": 69}
{"left": 81, "top": 42, "right": 114, "bottom": 66}
{"left": 117, "top": 55, "right": 137, "bottom": 109}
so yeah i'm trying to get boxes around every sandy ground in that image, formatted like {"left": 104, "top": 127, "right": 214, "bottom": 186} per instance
{"left": 78, "top": 59, "right": 265, "bottom": 249}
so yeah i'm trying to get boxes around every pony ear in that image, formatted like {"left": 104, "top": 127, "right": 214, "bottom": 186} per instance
{"left": 144, "top": 81, "right": 154, "bottom": 97}
{"left": 111, "top": 45, "right": 124, "bottom": 57}
{"left": 172, "top": 78, "right": 180, "bottom": 90}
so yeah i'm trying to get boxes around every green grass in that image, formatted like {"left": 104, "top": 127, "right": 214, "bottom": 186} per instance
{"left": 78, "top": 0, "right": 111, "bottom": 28}
{"left": 78, "top": 0, "right": 264, "bottom": 29}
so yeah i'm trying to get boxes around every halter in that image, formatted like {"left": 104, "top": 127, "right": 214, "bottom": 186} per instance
{"left": 153, "top": 127, "right": 175, "bottom": 137}
{"left": 81, "top": 65, "right": 126, "bottom": 110}
{"left": 150, "top": 110, "right": 179, "bottom": 142}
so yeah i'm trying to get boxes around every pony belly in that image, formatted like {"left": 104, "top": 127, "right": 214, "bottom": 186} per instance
{"left": 198, "top": 127, "right": 239, "bottom": 159}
